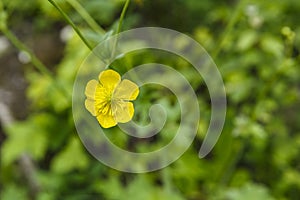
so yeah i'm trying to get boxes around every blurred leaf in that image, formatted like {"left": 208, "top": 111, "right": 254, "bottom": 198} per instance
{"left": 51, "top": 136, "right": 89, "bottom": 173}
{"left": 233, "top": 115, "right": 267, "bottom": 139}
{"left": 37, "top": 0, "right": 69, "bottom": 19}
{"left": 97, "top": 174, "right": 186, "bottom": 200}
{"left": 260, "top": 35, "right": 284, "bottom": 58}
{"left": 96, "top": 176, "right": 124, "bottom": 200}
{"left": 83, "top": 0, "right": 123, "bottom": 25}
{"left": 37, "top": 192, "right": 55, "bottom": 200}
{"left": 223, "top": 183, "right": 275, "bottom": 200}
{"left": 226, "top": 72, "right": 255, "bottom": 103}
{"left": 1, "top": 115, "right": 49, "bottom": 165}
{"left": 236, "top": 30, "right": 258, "bottom": 51}
{"left": 0, "top": 184, "right": 28, "bottom": 200}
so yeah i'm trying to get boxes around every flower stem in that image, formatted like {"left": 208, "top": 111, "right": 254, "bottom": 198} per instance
{"left": 47, "top": 0, "right": 93, "bottom": 51}
{"left": 1, "top": 28, "right": 52, "bottom": 77}
{"left": 110, "top": 0, "right": 130, "bottom": 62}
{"left": 66, "top": 0, "right": 105, "bottom": 35}
{"left": 212, "top": 0, "right": 247, "bottom": 59}
{"left": 117, "top": 0, "right": 130, "bottom": 36}
{"left": 1, "top": 27, "right": 70, "bottom": 100}
{"left": 209, "top": 0, "right": 248, "bottom": 190}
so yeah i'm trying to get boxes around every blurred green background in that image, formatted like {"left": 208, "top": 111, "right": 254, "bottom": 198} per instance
{"left": 0, "top": 0, "right": 300, "bottom": 199}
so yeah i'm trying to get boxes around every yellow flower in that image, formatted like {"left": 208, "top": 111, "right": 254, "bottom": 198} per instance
{"left": 85, "top": 69, "right": 139, "bottom": 128}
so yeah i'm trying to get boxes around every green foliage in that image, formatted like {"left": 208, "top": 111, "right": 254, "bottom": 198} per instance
{"left": 1, "top": 0, "right": 300, "bottom": 199}
{"left": 51, "top": 136, "right": 89, "bottom": 173}
{"left": 2, "top": 114, "right": 49, "bottom": 166}
{"left": 213, "top": 183, "right": 275, "bottom": 200}
{"left": 97, "top": 175, "right": 185, "bottom": 200}
{"left": 1, "top": 184, "right": 28, "bottom": 200}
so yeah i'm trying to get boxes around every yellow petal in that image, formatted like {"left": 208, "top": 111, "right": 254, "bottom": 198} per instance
{"left": 98, "top": 70, "right": 121, "bottom": 90}
{"left": 97, "top": 114, "right": 117, "bottom": 128}
{"left": 113, "top": 102, "right": 134, "bottom": 123}
{"left": 113, "top": 79, "right": 139, "bottom": 100}
{"left": 85, "top": 99, "right": 96, "bottom": 116}
{"left": 85, "top": 80, "right": 99, "bottom": 99}
{"left": 95, "top": 85, "right": 109, "bottom": 104}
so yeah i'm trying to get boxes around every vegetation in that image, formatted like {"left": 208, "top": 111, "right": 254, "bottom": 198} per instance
{"left": 0, "top": 0, "right": 300, "bottom": 199}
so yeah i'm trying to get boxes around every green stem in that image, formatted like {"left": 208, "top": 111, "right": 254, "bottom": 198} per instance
{"left": 217, "top": 140, "right": 244, "bottom": 185}
{"left": 66, "top": 0, "right": 105, "bottom": 35}
{"left": 161, "top": 165, "right": 172, "bottom": 192}
{"left": 48, "top": 0, "right": 93, "bottom": 50}
{"left": 1, "top": 3, "right": 70, "bottom": 100}
{"left": 117, "top": 0, "right": 130, "bottom": 37}
{"left": 110, "top": 0, "right": 130, "bottom": 63}
{"left": 1, "top": 28, "right": 53, "bottom": 77}
{"left": 1, "top": 28, "right": 70, "bottom": 100}
{"left": 212, "top": 0, "right": 247, "bottom": 59}
{"left": 1, "top": 28, "right": 69, "bottom": 99}
{"left": 209, "top": 0, "right": 247, "bottom": 190}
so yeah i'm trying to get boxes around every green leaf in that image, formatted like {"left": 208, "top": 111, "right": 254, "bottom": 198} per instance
{"left": 51, "top": 136, "right": 89, "bottom": 173}
{"left": 224, "top": 183, "right": 275, "bottom": 200}
{"left": 213, "top": 183, "right": 275, "bottom": 200}
{"left": 260, "top": 35, "right": 284, "bottom": 58}
{"left": 96, "top": 176, "right": 124, "bottom": 200}
{"left": 0, "top": 184, "right": 28, "bottom": 200}
{"left": 1, "top": 118, "right": 48, "bottom": 166}
{"left": 236, "top": 30, "right": 258, "bottom": 51}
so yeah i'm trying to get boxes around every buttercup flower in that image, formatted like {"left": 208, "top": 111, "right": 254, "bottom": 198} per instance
{"left": 85, "top": 69, "right": 139, "bottom": 128}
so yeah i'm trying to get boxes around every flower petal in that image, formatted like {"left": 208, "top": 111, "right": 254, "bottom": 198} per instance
{"left": 85, "top": 99, "right": 96, "bottom": 116}
{"left": 96, "top": 114, "right": 117, "bottom": 128}
{"left": 85, "top": 79, "right": 99, "bottom": 99}
{"left": 95, "top": 85, "right": 109, "bottom": 104}
{"left": 98, "top": 69, "right": 121, "bottom": 90}
{"left": 113, "top": 102, "right": 134, "bottom": 123}
{"left": 113, "top": 79, "right": 139, "bottom": 100}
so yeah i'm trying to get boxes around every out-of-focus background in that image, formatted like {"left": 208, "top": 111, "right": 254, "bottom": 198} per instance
{"left": 0, "top": 0, "right": 300, "bottom": 199}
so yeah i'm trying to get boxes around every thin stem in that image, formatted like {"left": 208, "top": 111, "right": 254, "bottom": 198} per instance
{"left": 117, "top": 0, "right": 130, "bottom": 37}
{"left": 212, "top": 0, "right": 247, "bottom": 59}
{"left": 1, "top": 28, "right": 53, "bottom": 77}
{"left": 48, "top": 0, "right": 93, "bottom": 50}
{"left": 161, "top": 164, "right": 172, "bottom": 192}
{"left": 110, "top": 0, "right": 130, "bottom": 62}
{"left": 66, "top": 0, "right": 105, "bottom": 35}
{"left": 208, "top": 0, "right": 247, "bottom": 191}
{"left": 1, "top": 28, "right": 70, "bottom": 100}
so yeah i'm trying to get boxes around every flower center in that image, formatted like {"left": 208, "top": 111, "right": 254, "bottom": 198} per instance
{"left": 95, "top": 88, "right": 113, "bottom": 115}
